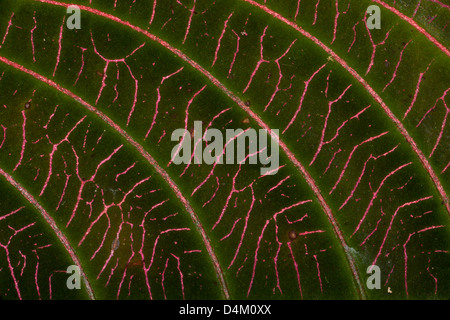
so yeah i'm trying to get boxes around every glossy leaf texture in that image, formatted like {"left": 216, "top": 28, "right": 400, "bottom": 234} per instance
{"left": 0, "top": 0, "right": 448, "bottom": 300}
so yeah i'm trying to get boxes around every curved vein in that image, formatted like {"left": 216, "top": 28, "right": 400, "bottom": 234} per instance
{"left": 241, "top": 0, "right": 450, "bottom": 217}
{"left": 0, "top": 55, "right": 229, "bottom": 300}
{"left": 372, "top": 0, "right": 449, "bottom": 57}
{"left": 0, "top": 167, "right": 95, "bottom": 299}
{"left": 29, "top": 0, "right": 367, "bottom": 298}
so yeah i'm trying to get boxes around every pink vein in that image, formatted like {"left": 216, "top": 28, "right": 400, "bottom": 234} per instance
{"left": 30, "top": 0, "right": 450, "bottom": 298}
{"left": 182, "top": 0, "right": 196, "bottom": 44}
{"left": 53, "top": 16, "right": 65, "bottom": 77}
{"left": 372, "top": 196, "right": 434, "bottom": 266}
{"left": 212, "top": 12, "right": 233, "bottom": 67}
{"left": 283, "top": 63, "right": 327, "bottom": 134}
{"left": 241, "top": 0, "right": 449, "bottom": 218}
{"left": 0, "top": 168, "right": 95, "bottom": 299}
{"left": 0, "top": 54, "right": 229, "bottom": 300}
{"left": 383, "top": 40, "right": 411, "bottom": 92}
{"left": 372, "top": 0, "right": 449, "bottom": 57}
{"left": 427, "top": 0, "right": 450, "bottom": 10}
{"left": 24, "top": 0, "right": 369, "bottom": 299}
{"left": 13, "top": 110, "right": 26, "bottom": 172}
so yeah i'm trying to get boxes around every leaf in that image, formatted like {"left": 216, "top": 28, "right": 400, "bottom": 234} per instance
{"left": 0, "top": 0, "right": 448, "bottom": 300}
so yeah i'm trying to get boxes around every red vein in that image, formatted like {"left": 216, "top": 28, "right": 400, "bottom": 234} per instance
{"left": 264, "top": 39, "right": 297, "bottom": 111}
{"left": 182, "top": 0, "right": 196, "bottom": 44}
{"left": 22, "top": 0, "right": 369, "bottom": 299}
{"left": 0, "top": 207, "right": 24, "bottom": 221}
{"left": 0, "top": 13, "right": 14, "bottom": 49}
{"left": 149, "top": 0, "right": 157, "bottom": 25}
{"left": 287, "top": 241, "right": 303, "bottom": 298}
{"left": 403, "top": 61, "right": 432, "bottom": 120}
{"left": 22, "top": 10, "right": 349, "bottom": 287}
{"left": 403, "top": 225, "right": 444, "bottom": 296}
{"left": 371, "top": 0, "right": 450, "bottom": 57}
{"left": 283, "top": 63, "right": 327, "bottom": 134}
{"left": 427, "top": 0, "right": 450, "bottom": 10}
{"left": 383, "top": 40, "right": 411, "bottom": 92}
{"left": 241, "top": 0, "right": 449, "bottom": 218}
{"left": 330, "top": 131, "right": 389, "bottom": 195}
{"left": 212, "top": 12, "right": 233, "bottom": 67}
{"left": 352, "top": 162, "right": 412, "bottom": 238}
{"left": 429, "top": 91, "right": 449, "bottom": 158}
{"left": 340, "top": 145, "right": 398, "bottom": 211}
{"left": 53, "top": 16, "right": 65, "bottom": 77}
{"left": 247, "top": 219, "right": 270, "bottom": 297}
{"left": 0, "top": 168, "right": 95, "bottom": 299}
{"left": 0, "top": 55, "right": 229, "bottom": 300}
{"left": 243, "top": 25, "right": 269, "bottom": 94}
{"left": 228, "top": 30, "right": 240, "bottom": 78}
{"left": 348, "top": 21, "right": 359, "bottom": 52}
{"left": 364, "top": 17, "right": 392, "bottom": 75}
{"left": 13, "top": 111, "right": 26, "bottom": 172}
{"left": 0, "top": 125, "right": 6, "bottom": 149}
{"left": 309, "top": 84, "right": 352, "bottom": 166}
{"left": 313, "top": 0, "right": 320, "bottom": 25}
{"left": 331, "top": 0, "right": 350, "bottom": 45}
{"left": 413, "top": 1, "right": 422, "bottom": 17}
{"left": 28, "top": 1, "right": 450, "bottom": 299}
{"left": 31, "top": 12, "right": 37, "bottom": 63}
{"left": 441, "top": 161, "right": 450, "bottom": 174}
{"left": 295, "top": 0, "right": 301, "bottom": 20}
{"left": 372, "top": 196, "right": 433, "bottom": 266}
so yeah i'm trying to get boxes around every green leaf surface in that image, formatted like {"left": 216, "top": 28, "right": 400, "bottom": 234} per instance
{"left": 0, "top": 0, "right": 448, "bottom": 300}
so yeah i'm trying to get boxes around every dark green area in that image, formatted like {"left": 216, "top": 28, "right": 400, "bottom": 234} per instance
{"left": 0, "top": 0, "right": 448, "bottom": 299}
